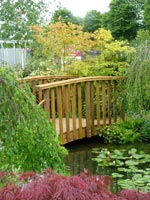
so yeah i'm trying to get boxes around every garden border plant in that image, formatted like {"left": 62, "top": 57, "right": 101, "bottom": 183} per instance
{"left": 0, "top": 66, "right": 67, "bottom": 173}
{"left": 98, "top": 116, "right": 143, "bottom": 144}
{"left": 0, "top": 169, "right": 150, "bottom": 200}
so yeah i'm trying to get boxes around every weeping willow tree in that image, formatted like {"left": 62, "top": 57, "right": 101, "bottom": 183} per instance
{"left": 0, "top": 67, "right": 67, "bottom": 173}
{"left": 125, "top": 40, "right": 150, "bottom": 114}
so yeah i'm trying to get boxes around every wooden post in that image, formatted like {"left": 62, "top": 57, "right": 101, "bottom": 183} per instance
{"left": 90, "top": 82, "right": 95, "bottom": 135}
{"left": 77, "top": 83, "right": 83, "bottom": 138}
{"left": 57, "top": 87, "right": 64, "bottom": 143}
{"left": 38, "top": 80, "right": 42, "bottom": 104}
{"left": 102, "top": 81, "right": 106, "bottom": 127}
{"left": 108, "top": 80, "right": 111, "bottom": 124}
{"left": 65, "top": 85, "right": 70, "bottom": 141}
{"left": 85, "top": 82, "right": 91, "bottom": 137}
{"left": 72, "top": 84, "right": 77, "bottom": 139}
{"left": 96, "top": 81, "right": 100, "bottom": 128}
{"left": 113, "top": 80, "right": 117, "bottom": 122}
{"left": 51, "top": 88, "right": 56, "bottom": 129}
{"left": 44, "top": 89, "right": 50, "bottom": 119}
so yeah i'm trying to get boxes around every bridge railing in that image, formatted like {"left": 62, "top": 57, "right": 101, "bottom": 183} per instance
{"left": 36, "top": 76, "right": 124, "bottom": 144}
{"left": 19, "top": 75, "right": 78, "bottom": 103}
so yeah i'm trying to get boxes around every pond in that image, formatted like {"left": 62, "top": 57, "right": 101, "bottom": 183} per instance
{"left": 64, "top": 136, "right": 150, "bottom": 193}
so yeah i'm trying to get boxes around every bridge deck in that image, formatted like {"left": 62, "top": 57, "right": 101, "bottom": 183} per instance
{"left": 53, "top": 118, "right": 110, "bottom": 134}
{"left": 51, "top": 118, "right": 111, "bottom": 144}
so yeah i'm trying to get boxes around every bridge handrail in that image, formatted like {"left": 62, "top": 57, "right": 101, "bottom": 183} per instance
{"left": 19, "top": 75, "right": 78, "bottom": 103}
{"left": 36, "top": 76, "right": 123, "bottom": 90}
{"left": 36, "top": 76, "right": 124, "bottom": 144}
{"left": 19, "top": 75, "right": 79, "bottom": 83}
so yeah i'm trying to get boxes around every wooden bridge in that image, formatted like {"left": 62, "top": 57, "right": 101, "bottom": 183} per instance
{"left": 22, "top": 75, "right": 124, "bottom": 145}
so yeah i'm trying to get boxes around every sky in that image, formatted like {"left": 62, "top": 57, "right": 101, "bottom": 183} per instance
{"left": 50, "top": 0, "right": 111, "bottom": 18}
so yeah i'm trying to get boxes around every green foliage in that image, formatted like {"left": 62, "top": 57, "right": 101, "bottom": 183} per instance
{"left": 51, "top": 7, "right": 81, "bottom": 25}
{"left": 83, "top": 10, "right": 102, "bottom": 32}
{"left": 66, "top": 29, "right": 134, "bottom": 76}
{"left": 140, "top": 118, "right": 150, "bottom": 142}
{"left": 98, "top": 117, "right": 142, "bottom": 144}
{"left": 0, "top": 0, "right": 46, "bottom": 40}
{"left": 144, "top": 0, "right": 150, "bottom": 29}
{"left": 0, "top": 66, "right": 67, "bottom": 173}
{"left": 101, "top": 12, "right": 110, "bottom": 30}
{"left": 136, "top": 29, "right": 150, "bottom": 43}
{"left": 92, "top": 148, "right": 150, "bottom": 192}
{"left": 125, "top": 40, "right": 150, "bottom": 114}
{"left": 104, "top": 0, "right": 144, "bottom": 41}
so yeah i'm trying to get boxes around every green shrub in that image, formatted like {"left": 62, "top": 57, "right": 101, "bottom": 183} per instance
{"left": 0, "top": 67, "right": 67, "bottom": 173}
{"left": 99, "top": 117, "right": 143, "bottom": 144}
{"left": 140, "top": 119, "right": 150, "bottom": 142}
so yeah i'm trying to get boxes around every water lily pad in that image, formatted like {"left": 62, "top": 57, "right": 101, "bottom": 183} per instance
{"left": 113, "top": 149, "right": 124, "bottom": 156}
{"left": 125, "top": 160, "right": 139, "bottom": 166}
{"left": 128, "top": 148, "right": 137, "bottom": 155}
{"left": 132, "top": 154, "right": 144, "bottom": 159}
{"left": 112, "top": 173, "right": 124, "bottom": 178}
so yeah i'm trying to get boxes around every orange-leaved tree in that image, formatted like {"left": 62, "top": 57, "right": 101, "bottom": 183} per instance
{"left": 31, "top": 21, "right": 94, "bottom": 71}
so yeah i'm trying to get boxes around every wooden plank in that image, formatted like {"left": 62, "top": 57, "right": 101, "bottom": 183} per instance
{"left": 44, "top": 89, "right": 50, "bottom": 118}
{"left": 37, "top": 76, "right": 124, "bottom": 90}
{"left": 51, "top": 88, "right": 56, "bottom": 129}
{"left": 108, "top": 80, "right": 111, "bottom": 124}
{"left": 38, "top": 80, "right": 43, "bottom": 103}
{"left": 65, "top": 85, "right": 70, "bottom": 141}
{"left": 96, "top": 81, "right": 100, "bottom": 128}
{"left": 22, "top": 75, "right": 78, "bottom": 82}
{"left": 77, "top": 83, "right": 83, "bottom": 138}
{"left": 102, "top": 81, "right": 106, "bottom": 127}
{"left": 72, "top": 84, "right": 77, "bottom": 139}
{"left": 90, "top": 83, "right": 94, "bottom": 136}
{"left": 62, "top": 85, "right": 66, "bottom": 116}
{"left": 56, "top": 87, "right": 64, "bottom": 142}
{"left": 113, "top": 80, "right": 117, "bottom": 122}
{"left": 85, "top": 82, "right": 91, "bottom": 137}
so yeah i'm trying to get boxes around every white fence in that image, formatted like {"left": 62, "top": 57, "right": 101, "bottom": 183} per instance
{"left": 0, "top": 40, "right": 30, "bottom": 68}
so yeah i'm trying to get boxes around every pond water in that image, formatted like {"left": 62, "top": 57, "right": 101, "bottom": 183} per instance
{"left": 64, "top": 136, "right": 150, "bottom": 193}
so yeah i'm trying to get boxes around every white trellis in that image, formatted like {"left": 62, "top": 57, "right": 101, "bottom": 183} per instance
{"left": 0, "top": 40, "right": 30, "bottom": 68}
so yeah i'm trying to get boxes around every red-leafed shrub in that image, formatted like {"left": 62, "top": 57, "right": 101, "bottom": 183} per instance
{"left": 0, "top": 171, "right": 6, "bottom": 182}
{"left": 0, "top": 184, "right": 21, "bottom": 200}
{"left": 19, "top": 171, "right": 37, "bottom": 181}
{"left": 117, "top": 189, "right": 150, "bottom": 200}
{"left": 0, "top": 170, "right": 150, "bottom": 200}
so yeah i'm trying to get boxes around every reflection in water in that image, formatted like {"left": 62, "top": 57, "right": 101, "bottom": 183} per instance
{"left": 64, "top": 136, "right": 150, "bottom": 193}
{"left": 65, "top": 149, "right": 97, "bottom": 175}
{"left": 64, "top": 136, "right": 102, "bottom": 175}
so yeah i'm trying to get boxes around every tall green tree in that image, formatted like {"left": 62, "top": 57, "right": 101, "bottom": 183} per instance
{"left": 101, "top": 12, "right": 110, "bottom": 30}
{"left": 51, "top": 7, "right": 82, "bottom": 25}
{"left": 144, "top": 0, "right": 150, "bottom": 29}
{"left": 0, "top": 0, "right": 46, "bottom": 40}
{"left": 104, "top": 0, "right": 144, "bottom": 41}
{"left": 83, "top": 10, "right": 102, "bottom": 32}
